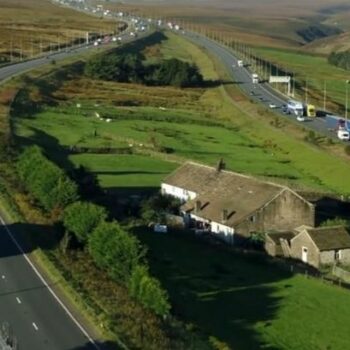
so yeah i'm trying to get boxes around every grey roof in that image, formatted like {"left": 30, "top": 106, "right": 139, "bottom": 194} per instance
{"left": 305, "top": 226, "right": 350, "bottom": 251}
{"left": 164, "top": 162, "right": 301, "bottom": 227}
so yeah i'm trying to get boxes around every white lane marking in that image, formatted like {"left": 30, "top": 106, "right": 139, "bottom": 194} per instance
{"left": 16, "top": 297, "right": 22, "bottom": 304}
{"left": 32, "top": 322, "right": 39, "bottom": 331}
{"left": 0, "top": 217, "right": 99, "bottom": 349}
{"left": 1, "top": 275, "right": 5, "bottom": 279}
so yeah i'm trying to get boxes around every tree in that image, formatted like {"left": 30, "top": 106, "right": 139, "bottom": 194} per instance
{"left": 17, "top": 146, "right": 79, "bottom": 211}
{"left": 89, "top": 221, "right": 145, "bottom": 283}
{"left": 129, "top": 265, "right": 170, "bottom": 317}
{"left": 63, "top": 201, "right": 107, "bottom": 244}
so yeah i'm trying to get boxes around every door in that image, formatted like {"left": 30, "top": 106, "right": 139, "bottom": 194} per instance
{"left": 302, "top": 247, "right": 308, "bottom": 263}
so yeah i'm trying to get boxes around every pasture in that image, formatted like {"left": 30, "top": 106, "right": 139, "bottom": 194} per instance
{"left": 12, "top": 30, "right": 350, "bottom": 195}
{"left": 137, "top": 229, "right": 350, "bottom": 350}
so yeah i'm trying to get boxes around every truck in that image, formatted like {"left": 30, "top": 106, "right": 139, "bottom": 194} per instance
{"left": 252, "top": 73, "right": 259, "bottom": 84}
{"left": 237, "top": 60, "right": 244, "bottom": 67}
{"left": 303, "top": 104, "right": 316, "bottom": 117}
{"left": 286, "top": 99, "right": 303, "bottom": 116}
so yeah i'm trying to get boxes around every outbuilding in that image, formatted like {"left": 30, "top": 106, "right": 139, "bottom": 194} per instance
{"left": 290, "top": 226, "right": 350, "bottom": 268}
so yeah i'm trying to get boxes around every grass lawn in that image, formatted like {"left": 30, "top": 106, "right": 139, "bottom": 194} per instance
{"left": 137, "top": 230, "right": 350, "bottom": 350}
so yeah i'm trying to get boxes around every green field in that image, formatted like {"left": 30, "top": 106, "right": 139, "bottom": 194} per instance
{"left": 137, "top": 230, "right": 350, "bottom": 350}
{"left": 69, "top": 153, "right": 177, "bottom": 189}
{"left": 14, "top": 104, "right": 317, "bottom": 189}
{"left": 12, "top": 31, "right": 350, "bottom": 195}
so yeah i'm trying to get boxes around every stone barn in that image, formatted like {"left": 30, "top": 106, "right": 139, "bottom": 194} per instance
{"left": 290, "top": 226, "right": 350, "bottom": 268}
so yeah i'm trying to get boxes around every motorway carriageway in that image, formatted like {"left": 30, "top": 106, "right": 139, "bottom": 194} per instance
{"left": 184, "top": 32, "right": 348, "bottom": 140}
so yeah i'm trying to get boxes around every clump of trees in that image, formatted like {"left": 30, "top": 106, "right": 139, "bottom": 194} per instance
{"left": 84, "top": 52, "right": 203, "bottom": 88}
{"left": 16, "top": 146, "right": 79, "bottom": 211}
{"left": 328, "top": 50, "right": 350, "bottom": 70}
{"left": 63, "top": 200, "right": 170, "bottom": 317}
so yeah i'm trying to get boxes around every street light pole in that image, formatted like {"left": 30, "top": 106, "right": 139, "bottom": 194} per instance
{"left": 346, "top": 80, "right": 349, "bottom": 121}
{"left": 323, "top": 80, "right": 327, "bottom": 111}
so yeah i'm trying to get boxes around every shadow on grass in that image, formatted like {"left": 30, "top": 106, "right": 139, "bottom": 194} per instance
{"left": 134, "top": 228, "right": 290, "bottom": 350}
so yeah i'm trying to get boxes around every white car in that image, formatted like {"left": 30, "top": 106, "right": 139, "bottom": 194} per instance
{"left": 338, "top": 129, "right": 350, "bottom": 141}
{"left": 269, "top": 103, "right": 277, "bottom": 109}
{"left": 297, "top": 115, "right": 305, "bottom": 122}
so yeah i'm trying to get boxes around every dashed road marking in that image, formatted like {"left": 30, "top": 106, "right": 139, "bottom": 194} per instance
{"left": 32, "top": 322, "right": 39, "bottom": 331}
{"left": 16, "top": 297, "right": 22, "bottom": 304}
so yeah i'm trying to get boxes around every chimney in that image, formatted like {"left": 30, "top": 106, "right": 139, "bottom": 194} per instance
{"left": 222, "top": 209, "right": 228, "bottom": 223}
{"left": 216, "top": 158, "right": 226, "bottom": 172}
{"left": 195, "top": 200, "right": 202, "bottom": 213}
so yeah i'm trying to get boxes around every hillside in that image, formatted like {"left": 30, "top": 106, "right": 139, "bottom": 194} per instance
{"left": 0, "top": 0, "right": 121, "bottom": 63}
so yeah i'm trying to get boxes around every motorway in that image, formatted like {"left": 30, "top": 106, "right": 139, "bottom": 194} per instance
{"left": 185, "top": 32, "right": 345, "bottom": 140}
{"left": 0, "top": 220, "right": 97, "bottom": 350}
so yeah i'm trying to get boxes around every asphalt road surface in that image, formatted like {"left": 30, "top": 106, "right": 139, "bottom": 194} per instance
{"left": 0, "top": 219, "right": 97, "bottom": 350}
{"left": 185, "top": 32, "right": 344, "bottom": 141}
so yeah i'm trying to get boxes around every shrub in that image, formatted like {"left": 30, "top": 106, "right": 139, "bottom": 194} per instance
{"left": 89, "top": 221, "right": 145, "bottom": 283}
{"left": 63, "top": 201, "right": 107, "bottom": 244}
{"left": 129, "top": 265, "right": 170, "bottom": 316}
{"left": 16, "top": 146, "right": 79, "bottom": 211}
{"left": 328, "top": 50, "right": 350, "bottom": 70}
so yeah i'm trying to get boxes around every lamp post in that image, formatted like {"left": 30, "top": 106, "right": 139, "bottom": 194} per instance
{"left": 346, "top": 80, "right": 349, "bottom": 121}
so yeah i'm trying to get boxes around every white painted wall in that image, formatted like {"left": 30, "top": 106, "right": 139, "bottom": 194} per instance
{"left": 161, "top": 183, "right": 197, "bottom": 202}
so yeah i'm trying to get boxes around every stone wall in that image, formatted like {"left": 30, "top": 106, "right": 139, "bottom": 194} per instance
{"left": 236, "top": 189, "right": 315, "bottom": 238}
{"left": 290, "top": 231, "right": 320, "bottom": 268}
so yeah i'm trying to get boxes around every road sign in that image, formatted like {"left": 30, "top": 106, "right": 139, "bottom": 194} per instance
{"left": 269, "top": 76, "right": 291, "bottom": 83}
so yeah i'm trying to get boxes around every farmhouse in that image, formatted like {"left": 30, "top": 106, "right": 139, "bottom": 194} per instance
{"left": 161, "top": 162, "right": 315, "bottom": 244}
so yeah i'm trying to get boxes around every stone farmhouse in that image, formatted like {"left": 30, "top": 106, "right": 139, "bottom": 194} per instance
{"left": 161, "top": 162, "right": 315, "bottom": 244}
{"left": 266, "top": 226, "right": 350, "bottom": 269}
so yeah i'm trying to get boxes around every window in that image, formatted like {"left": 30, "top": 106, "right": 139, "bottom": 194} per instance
{"left": 335, "top": 250, "right": 342, "bottom": 261}
{"left": 250, "top": 215, "right": 256, "bottom": 223}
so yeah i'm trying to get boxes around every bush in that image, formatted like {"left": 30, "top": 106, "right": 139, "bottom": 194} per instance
{"left": 16, "top": 146, "right": 79, "bottom": 211}
{"left": 89, "top": 221, "right": 145, "bottom": 283}
{"left": 129, "top": 265, "right": 170, "bottom": 316}
{"left": 85, "top": 51, "right": 203, "bottom": 88}
{"left": 328, "top": 50, "right": 350, "bottom": 70}
{"left": 63, "top": 201, "right": 107, "bottom": 244}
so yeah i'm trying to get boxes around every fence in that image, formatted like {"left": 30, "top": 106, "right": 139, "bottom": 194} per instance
{"left": 332, "top": 265, "right": 350, "bottom": 284}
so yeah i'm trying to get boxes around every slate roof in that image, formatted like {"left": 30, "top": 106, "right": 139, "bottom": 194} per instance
{"left": 163, "top": 162, "right": 301, "bottom": 227}
{"left": 305, "top": 226, "right": 350, "bottom": 251}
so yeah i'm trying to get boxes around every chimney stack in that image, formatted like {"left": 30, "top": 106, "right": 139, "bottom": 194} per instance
{"left": 222, "top": 209, "right": 228, "bottom": 223}
{"left": 195, "top": 200, "right": 202, "bottom": 213}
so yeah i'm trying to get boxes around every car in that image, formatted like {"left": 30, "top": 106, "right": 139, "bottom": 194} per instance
{"left": 297, "top": 115, "right": 305, "bottom": 122}
{"left": 269, "top": 103, "right": 277, "bottom": 109}
{"left": 250, "top": 90, "right": 255, "bottom": 96}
